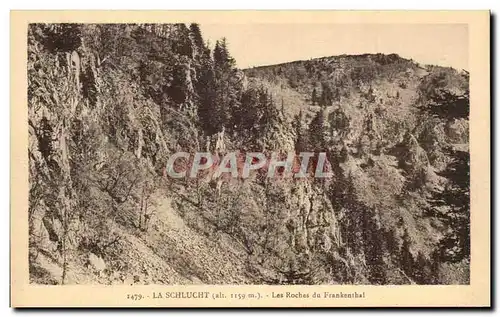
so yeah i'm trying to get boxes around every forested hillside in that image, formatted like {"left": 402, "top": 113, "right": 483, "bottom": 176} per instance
{"left": 28, "top": 23, "right": 470, "bottom": 285}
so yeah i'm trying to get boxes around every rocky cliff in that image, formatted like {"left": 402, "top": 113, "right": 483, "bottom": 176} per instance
{"left": 28, "top": 24, "right": 470, "bottom": 285}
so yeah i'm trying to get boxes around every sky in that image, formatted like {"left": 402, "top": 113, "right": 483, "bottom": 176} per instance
{"left": 200, "top": 24, "right": 468, "bottom": 70}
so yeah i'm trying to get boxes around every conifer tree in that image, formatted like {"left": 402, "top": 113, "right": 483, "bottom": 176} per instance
{"left": 429, "top": 148, "right": 470, "bottom": 263}
{"left": 413, "top": 251, "right": 433, "bottom": 284}
{"left": 171, "top": 24, "right": 193, "bottom": 57}
{"left": 309, "top": 109, "right": 327, "bottom": 150}
{"left": 312, "top": 87, "right": 318, "bottom": 105}
{"left": 190, "top": 28, "right": 218, "bottom": 135}
{"left": 292, "top": 110, "right": 308, "bottom": 152}
{"left": 425, "top": 82, "right": 470, "bottom": 264}
{"left": 213, "top": 38, "right": 241, "bottom": 131}
{"left": 189, "top": 23, "right": 204, "bottom": 54}
{"left": 400, "top": 228, "right": 414, "bottom": 278}
{"left": 320, "top": 82, "right": 333, "bottom": 108}
{"left": 365, "top": 216, "right": 387, "bottom": 284}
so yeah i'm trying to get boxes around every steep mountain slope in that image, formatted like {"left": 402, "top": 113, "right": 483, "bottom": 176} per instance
{"left": 243, "top": 54, "right": 469, "bottom": 284}
{"left": 28, "top": 23, "right": 254, "bottom": 285}
{"left": 28, "top": 23, "right": 470, "bottom": 286}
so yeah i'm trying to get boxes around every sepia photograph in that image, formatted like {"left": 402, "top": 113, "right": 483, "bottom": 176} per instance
{"left": 11, "top": 10, "right": 490, "bottom": 307}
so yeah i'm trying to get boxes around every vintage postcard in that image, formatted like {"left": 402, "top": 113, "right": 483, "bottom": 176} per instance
{"left": 11, "top": 10, "right": 490, "bottom": 307}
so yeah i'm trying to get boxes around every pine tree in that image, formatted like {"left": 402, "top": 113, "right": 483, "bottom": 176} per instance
{"left": 191, "top": 29, "right": 218, "bottom": 135}
{"left": 258, "top": 89, "right": 280, "bottom": 129}
{"left": 425, "top": 83, "right": 470, "bottom": 264}
{"left": 422, "top": 88, "right": 469, "bottom": 121}
{"left": 364, "top": 213, "right": 387, "bottom": 284}
{"left": 312, "top": 87, "right": 317, "bottom": 105}
{"left": 400, "top": 228, "right": 414, "bottom": 278}
{"left": 292, "top": 110, "right": 308, "bottom": 152}
{"left": 41, "top": 23, "right": 82, "bottom": 53}
{"left": 237, "top": 87, "right": 280, "bottom": 150}
{"left": 213, "top": 38, "right": 236, "bottom": 70}
{"left": 189, "top": 23, "right": 204, "bottom": 53}
{"left": 238, "top": 88, "right": 260, "bottom": 131}
{"left": 309, "top": 109, "right": 327, "bottom": 150}
{"left": 240, "top": 87, "right": 286, "bottom": 151}
{"left": 213, "top": 38, "right": 241, "bottom": 130}
{"left": 170, "top": 24, "right": 193, "bottom": 57}
{"left": 320, "top": 82, "right": 333, "bottom": 108}
{"left": 429, "top": 148, "right": 470, "bottom": 262}
{"left": 167, "top": 63, "right": 188, "bottom": 105}
{"left": 196, "top": 65, "right": 217, "bottom": 134}
{"left": 413, "top": 251, "right": 433, "bottom": 284}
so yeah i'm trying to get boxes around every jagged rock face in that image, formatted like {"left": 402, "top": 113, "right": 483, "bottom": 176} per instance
{"left": 243, "top": 54, "right": 469, "bottom": 284}
{"left": 28, "top": 23, "right": 203, "bottom": 284}
{"left": 29, "top": 24, "right": 469, "bottom": 286}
